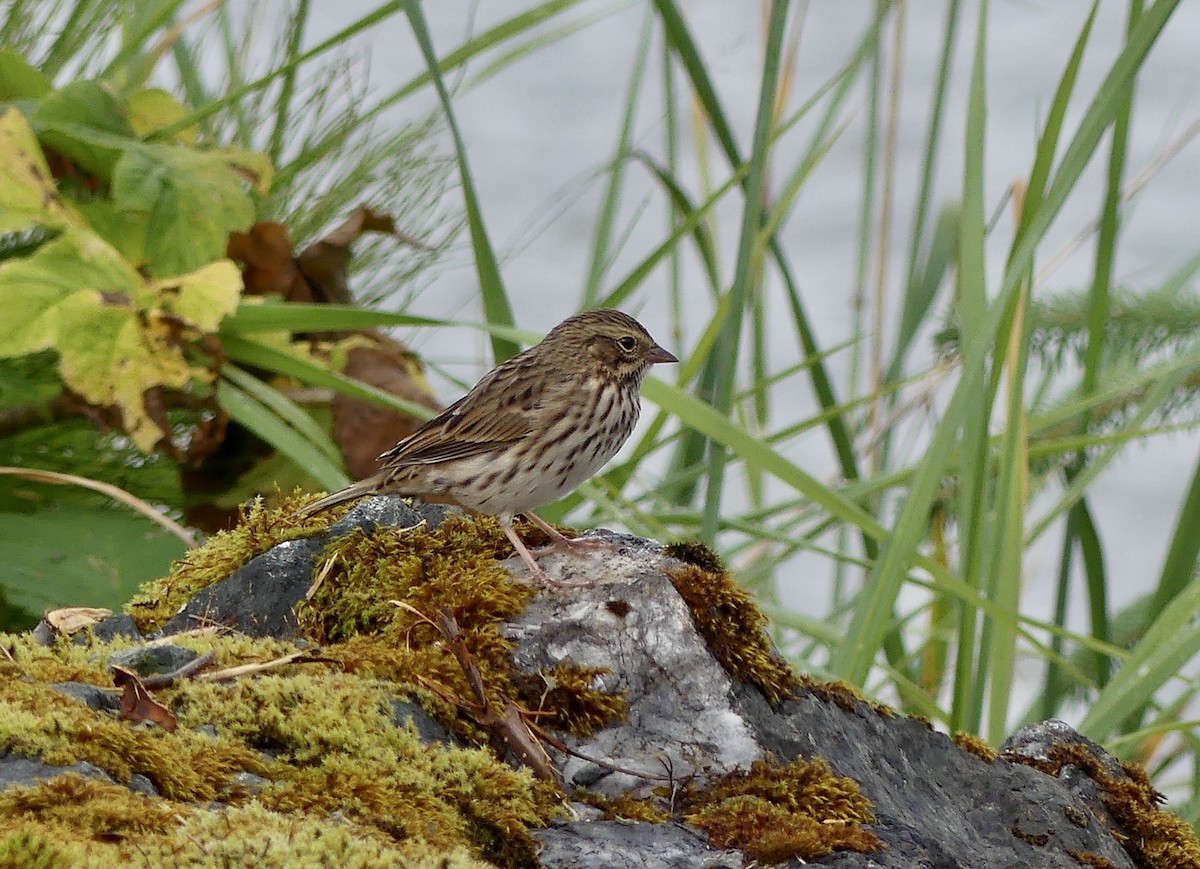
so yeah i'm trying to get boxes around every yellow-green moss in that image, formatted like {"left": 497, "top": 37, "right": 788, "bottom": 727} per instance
{"left": 1066, "top": 850, "right": 1115, "bottom": 868}
{"left": 952, "top": 730, "right": 997, "bottom": 763}
{"left": 0, "top": 674, "right": 270, "bottom": 801}
{"left": 165, "top": 669, "right": 560, "bottom": 865}
{"left": 126, "top": 491, "right": 325, "bottom": 632}
{"left": 682, "top": 756, "right": 883, "bottom": 863}
{"left": 664, "top": 540, "right": 726, "bottom": 573}
{"left": 796, "top": 674, "right": 898, "bottom": 719}
{"left": 666, "top": 563, "right": 799, "bottom": 705}
{"left": 0, "top": 776, "right": 495, "bottom": 869}
{"left": 579, "top": 791, "right": 672, "bottom": 823}
{"left": 1008, "top": 742, "right": 1200, "bottom": 869}
{"left": 0, "top": 624, "right": 563, "bottom": 868}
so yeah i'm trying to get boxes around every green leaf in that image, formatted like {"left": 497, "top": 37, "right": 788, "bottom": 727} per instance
{"left": 0, "top": 504, "right": 188, "bottom": 616}
{"left": 0, "top": 230, "right": 140, "bottom": 358}
{"left": 111, "top": 144, "right": 256, "bottom": 276}
{"left": 217, "top": 378, "right": 350, "bottom": 492}
{"left": 0, "top": 49, "right": 53, "bottom": 100}
{"left": 32, "top": 80, "right": 134, "bottom": 180}
{"left": 127, "top": 86, "right": 197, "bottom": 143}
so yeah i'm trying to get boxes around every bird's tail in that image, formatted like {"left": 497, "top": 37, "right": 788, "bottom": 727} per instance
{"left": 293, "top": 479, "right": 380, "bottom": 518}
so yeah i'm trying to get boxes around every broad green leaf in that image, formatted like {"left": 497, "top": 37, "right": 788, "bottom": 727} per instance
{"left": 0, "top": 230, "right": 139, "bottom": 357}
{"left": 57, "top": 292, "right": 194, "bottom": 450}
{"left": 127, "top": 86, "right": 197, "bottom": 144}
{"left": 0, "top": 505, "right": 187, "bottom": 616}
{"left": 0, "top": 229, "right": 240, "bottom": 450}
{"left": 32, "top": 80, "right": 134, "bottom": 180}
{"left": 0, "top": 108, "right": 81, "bottom": 232}
{"left": 111, "top": 144, "right": 257, "bottom": 277}
{"left": 74, "top": 199, "right": 149, "bottom": 266}
{"left": 0, "top": 50, "right": 53, "bottom": 100}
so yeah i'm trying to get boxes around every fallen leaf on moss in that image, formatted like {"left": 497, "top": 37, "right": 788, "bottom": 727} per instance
{"left": 112, "top": 665, "right": 178, "bottom": 732}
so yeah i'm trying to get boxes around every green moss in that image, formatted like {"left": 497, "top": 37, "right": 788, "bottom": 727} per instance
{"left": 797, "top": 674, "right": 897, "bottom": 718}
{"left": 167, "top": 670, "right": 559, "bottom": 865}
{"left": 0, "top": 776, "right": 496, "bottom": 869}
{"left": 0, "top": 675, "right": 269, "bottom": 801}
{"left": 952, "top": 731, "right": 997, "bottom": 763}
{"left": 514, "top": 664, "right": 629, "bottom": 738}
{"left": 666, "top": 563, "right": 799, "bottom": 705}
{"left": 0, "top": 829, "right": 74, "bottom": 869}
{"left": 1009, "top": 742, "right": 1200, "bottom": 869}
{"left": 664, "top": 540, "right": 725, "bottom": 573}
{"left": 682, "top": 756, "right": 883, "bottom": 863}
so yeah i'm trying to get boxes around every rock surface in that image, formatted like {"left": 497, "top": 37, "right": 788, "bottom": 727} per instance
{"left": 2, "top": 495, "right": 1192, "bottom": 868}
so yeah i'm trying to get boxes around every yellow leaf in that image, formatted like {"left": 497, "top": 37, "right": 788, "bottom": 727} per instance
{"left": 0, "top": 107, "right": 81, "bottom": 232}
{"left": 56, "top": 292, "right": 194, "bottom": 451}
{"left": 127, "top": 87, "right": 197, "bottom": 144}
{"left": 151, "top": 259, "right": 242, "bottom": 331}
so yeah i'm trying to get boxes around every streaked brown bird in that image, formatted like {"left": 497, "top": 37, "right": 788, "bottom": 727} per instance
{"left": 295, "top": 308, "right": 677, "bottom": 585}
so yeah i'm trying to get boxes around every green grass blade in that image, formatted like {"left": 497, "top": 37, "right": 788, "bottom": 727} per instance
{"left": 698, "top": 0, "right": 790, "bottom": 542}
{"left": 582, "top": 11, "right": 651, "bottom": 307}
{"left": 404, "top": 1, "right": 516, "bottom": 362}
{"left": 221, "top": 334, "right": 438, "bottom": 422}
{"left": 216, "top": 377, "right": 350, "bottom": 492}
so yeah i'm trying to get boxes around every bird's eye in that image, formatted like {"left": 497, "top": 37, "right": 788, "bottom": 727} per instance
{"left": 617, "top": 336, "right": 638, "bottom": 352}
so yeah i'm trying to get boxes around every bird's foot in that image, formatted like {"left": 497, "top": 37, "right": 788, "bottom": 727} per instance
{"left": 502, "top": 520, "right": 595, "bottom": 589}
{"left": 521, "top": 512, "right": 617, "bottom": 558}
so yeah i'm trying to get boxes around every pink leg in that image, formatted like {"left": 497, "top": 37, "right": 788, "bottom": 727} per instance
{"left": 523, "top": 512, "right": 616, "bottom": 557}
{"left": 500, "top": 520, "right": 591, "bottom": 588}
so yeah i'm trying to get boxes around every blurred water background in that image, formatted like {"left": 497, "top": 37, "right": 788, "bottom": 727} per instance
{"left": 286, "top": 2, "right": 1200, "bottom": 681}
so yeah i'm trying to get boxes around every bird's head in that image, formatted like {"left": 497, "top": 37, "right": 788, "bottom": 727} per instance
{"left": 543, "top": 309, "right": 677, "bottom": 383}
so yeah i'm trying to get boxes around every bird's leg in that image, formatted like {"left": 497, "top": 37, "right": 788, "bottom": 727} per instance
{"left": 500, "top": 520, "right": 592, "bottom": 588}
{"left": 523, "top": 511, "right": 616, "bottom": 556}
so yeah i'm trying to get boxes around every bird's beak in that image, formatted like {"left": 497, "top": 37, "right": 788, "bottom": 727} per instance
{"left": 647, "top": 344, "right": 678, "bottom": 364}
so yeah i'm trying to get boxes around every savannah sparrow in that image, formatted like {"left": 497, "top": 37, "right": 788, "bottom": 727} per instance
{"left": 296, "top": 308, "right": 677, "bottom": 585}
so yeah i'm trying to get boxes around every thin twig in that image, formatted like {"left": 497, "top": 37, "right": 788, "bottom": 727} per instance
{"left": 141, "top": 651, "right": 217, "bottom": 688}
{"left": 0, "top": 467, "right": 199, "bottom": 549}
{"left": 195, "top": 649, "right": 329, "bottom": 682}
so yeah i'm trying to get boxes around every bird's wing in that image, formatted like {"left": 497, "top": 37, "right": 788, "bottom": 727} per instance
{"left": 378, "top": 354, "right": 553, "bottom": 466}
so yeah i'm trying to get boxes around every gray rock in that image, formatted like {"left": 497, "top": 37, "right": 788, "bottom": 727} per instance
{"left": 0, "top": 756, "right": 113, "bottom": 790}
{"left": 534, "top": 821, "right": 742, "bottom": 869}
{"left": 108, "top": 643, "right": 199, "bottom": 676}
{"left": 127, "top": 773, "right": 159, "bottom": 796}
{"left": 158, "top": 496, "right": 457, "bottom": 638}
{"left": 504, "top": 531, "right": 762, "bottom": 796}
{"left": 49, "top": 681, "right": 120, "bottom": 713}
{"left": 232, "top": 771, "right": 271, "bottom": 794}
{"left": 390, "top": 698, "right": 455, "bottom": 745}
{"left": 506, "top": 541, "right": 1142, "bottom": 868}
{"left": 86, "top": 613, "right": 143, "bottom": 643}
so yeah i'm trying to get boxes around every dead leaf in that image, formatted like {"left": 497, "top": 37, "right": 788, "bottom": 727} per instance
{"left": 226, "top": 222, "right": 304, "bottom": 300}
{"left": 332, "top": 335, "right": 440, "bottom": 478}
{"left": 112, "top": 665, "right": 178, "bottom": 731}
{"left": 44, "top": 607, "right": 112, "bottom": 635}
{"left": 295, "top": 206, "right": 429, "bottom": 305}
